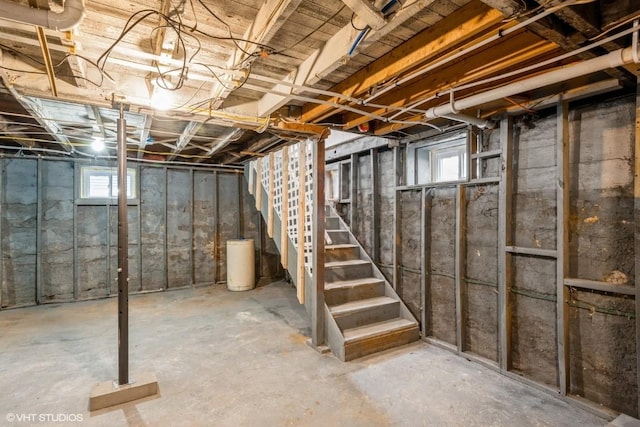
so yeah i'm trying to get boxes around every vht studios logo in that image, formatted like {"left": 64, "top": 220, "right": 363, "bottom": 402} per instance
{"left": 6, "top": 413, "right": 84, "bottom": 423}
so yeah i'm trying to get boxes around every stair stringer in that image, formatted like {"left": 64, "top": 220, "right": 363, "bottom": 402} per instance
{"left": 325, "top": 205, "right": 419, "bottom": 360}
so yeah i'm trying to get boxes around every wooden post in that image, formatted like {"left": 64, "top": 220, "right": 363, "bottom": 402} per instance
{"left": 268, "top": 152, "right": 275, "bottom": 238}
{"left": 297, "top": 143, "right": 306, "bottom": 303}
{"left": 420, "top": 187, "right": 433, "bottom": 338}
{"left": 498, "top": 116, "right": 514, "bottom": 371}
{"left": 36, "top": 158, "right": 42, "bottom": 304}
{"left": 281, "top": 148, "right": 289, "bottom": 269}
{"left": 248, "top": 160, "right": 255, "bottom": 195}
{"left": 371, "top": 148, "right": 379, "bottom": 263}
{"left": 255, "top": 157, "right": 262, "bottom": 211}
{"left": 393, "top": 146, "right": 402, "bottom": 291}
{"left": 350, "top": 153, "right": 357, "bottom": 229}
{"left": 312, "top": 137, "right": 326, "bottom": 347}
{"left": 634, "top": 79, "right": 640, "bottom": 415}
{"left": 556, "top": 98, "right": 570, "bottom": 395}
{"left": 455, "top": 184, "right": 467, "bottom": 353}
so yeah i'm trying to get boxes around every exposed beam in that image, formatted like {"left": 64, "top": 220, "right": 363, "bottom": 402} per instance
{"left": 195, "top": 128, "right": 245, "bottom": 163}
{"left": 8, "top": 90, "right": 73, "bottom": 152}
{"left": 339, "top": 0, "right": 386, "bottom": 30}
{"left": 218, "top": 134, "right": 280, "bottom": 164}
{"left": 355, "top": 32, "right": 560, "bottom": 134}
{"left": 0, "top": 114, "right": 37, "bottom": 148}
{"left": 257, "top": 0, "right": 437, "bottom": 116}
{"left": 59, "top": 31, "right": 86, "bottom": 88}
{"left": 167, "top": 121, "right": 203, "bottom": 161}
{"left": 300, "top": 0, "right": 504, "bottom": 124}
{"left": 480, "top": 0, "right": 636, "bottom": 78}
{"left": 210, "top": 0, "right": 302, "bottom": 109}
{"left": 138, "top": 114, "right": 152, "bottom": 159}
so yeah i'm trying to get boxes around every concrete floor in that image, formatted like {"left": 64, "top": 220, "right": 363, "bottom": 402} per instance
{"left": 0, "top": 281, "right": 610, "bottom": 426}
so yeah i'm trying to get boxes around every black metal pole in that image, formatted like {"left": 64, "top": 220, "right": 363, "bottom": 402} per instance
{"left": 117, "top": 107, "right": 129, "bottom": 386}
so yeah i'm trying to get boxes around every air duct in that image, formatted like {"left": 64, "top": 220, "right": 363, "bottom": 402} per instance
{"left": 426, "top": 45, "right": 639, "bottom": 120}
{"left": 0, "top": 0, "right": 85, "bottom": 31}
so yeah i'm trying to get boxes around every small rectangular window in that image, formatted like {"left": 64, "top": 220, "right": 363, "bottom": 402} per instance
{"left": 408, "top": 131, "right": 468, "bottom": 185}
{"left": 80, "top": 166, "right": 136, "bottom": 199}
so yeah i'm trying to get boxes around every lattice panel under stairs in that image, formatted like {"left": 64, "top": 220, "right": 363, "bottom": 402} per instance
{"left": 248, "top": 139, "right": 315, "bottom": 277}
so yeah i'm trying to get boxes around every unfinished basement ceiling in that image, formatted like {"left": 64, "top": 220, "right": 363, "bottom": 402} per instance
{"left": 0, "top": 0, "right": 637, "bottom": 164}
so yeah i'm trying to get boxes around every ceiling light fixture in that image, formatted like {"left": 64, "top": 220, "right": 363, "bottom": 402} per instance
{"left": 92, "top": 135, "right": 105, "bottom": 151}
{"left": 150, "top": 86, "right": 174, "bottom": 111}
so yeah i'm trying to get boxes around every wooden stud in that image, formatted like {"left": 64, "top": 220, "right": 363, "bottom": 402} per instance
{"left": 634, "top": 79, "right": 640, "bottom": 415}
{"left": 137, "top": 166, "right": 143, "bottom": 291}
{"left": 350, "top": 153, "right": 358, "bottom": 229}
{"left": 455, "top": 184, "right": 467, "bottom": 353}
{"left": 106, "top": 203, "right": 111, "bottom": 295}
{"left": 312, "top": 137, "right": 326, "bottom": 346}
{"left": 556, "top": 98, "right": 570, "bottom": 395}
{"left": 73, "top": 162, "right": 79, "bottom": 300}
{"left": 268, "top": 152, "right": 275, "bottom": 238}
{"left": 247, "top": 161, "right": 255, "bottom": 196}
{"left": 255, "top": 157, "right": 262, "bottom": 211}
{"left": 163, "top": 167, "right": 168, "bottom": 290}
{"left": 393, "top": 146, "right": 401, "bottom": 291}
{"left": 281, "top": 148, "right": 289, "bottom": 268}
{"left": 297, "top": 142, "right": 307, "bottom": 304}
{"left": 420, "top": 187, "right": 433, "bottom": 338}
{"left": 0, "top": 159, "right": 3, "bottom": 308}
{"left": 564, "top": 278, "right": 635, "bottom": 296}
{"left": 36, "top": 158, "right": 42, "bottom": 304}
{"left": 371, "top": 148, "right": 379, "bottom": 263}
{"left": 498, "top": 115, "right": 514, "bottom": 371}
{"left": 213, "top": 171, "right": 218, "bottom": 284}
{"left": 189, "top": 168, "right": 195, "bottom": 285}
{"left": 505, "top": 246, "right": 557, "bottom": 258}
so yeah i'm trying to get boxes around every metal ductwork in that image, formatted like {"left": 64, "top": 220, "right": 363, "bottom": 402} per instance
{"left": 426, "top": 45, "right": 640, "bottom": 120}
{"left": 0, "top": 0, "right": 85, "bottom": 31}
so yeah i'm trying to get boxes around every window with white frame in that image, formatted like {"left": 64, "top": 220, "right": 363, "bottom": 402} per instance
{"left": 407, "top": 131, "right": 468, "bottom": 185}
{"left": 325, "top": 160, "right": 351, "bottom": 202}
{"left": 80, "top": 166, "right": 137, "bottom": 199}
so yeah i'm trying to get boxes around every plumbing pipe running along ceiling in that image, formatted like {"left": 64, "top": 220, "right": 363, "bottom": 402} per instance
{"left": 0, "top": 0, "right": 636, "bottom": 165}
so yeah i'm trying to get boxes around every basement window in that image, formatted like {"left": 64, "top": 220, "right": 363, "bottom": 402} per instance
{"left": 80, "top": 166, "right": 137, "bottom": 199}
{"left": 407, "top": 131, "right": 468, "bottom": 186}
{"left": 325, "top": 160, "right": 351, "bottom": 203}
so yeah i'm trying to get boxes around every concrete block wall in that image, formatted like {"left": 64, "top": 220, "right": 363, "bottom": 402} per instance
{"left": 333, "top": 92, "right": 638, "bottom": 417}
{"left": 0, "top": 159, "right": 282, "bottom": 309}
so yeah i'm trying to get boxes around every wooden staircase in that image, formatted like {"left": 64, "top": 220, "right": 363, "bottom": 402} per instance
{"left": 245, "top": 144, "right": 418, "bottom": 362}
{"left": 323, "top": 207, "right": 419, "bottom": 361}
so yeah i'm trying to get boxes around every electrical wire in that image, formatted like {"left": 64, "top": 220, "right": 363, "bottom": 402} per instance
{"left": 274, "top": 5, "right": 346, "bottom": 55}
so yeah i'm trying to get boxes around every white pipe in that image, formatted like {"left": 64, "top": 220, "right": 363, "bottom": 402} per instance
{"left": 440, "top": 113, "right": 495, "bottom": 129}
{"left": 426, "top": 46, "right": 636, "bottom": 120}
{"left": 0, "top": 0, "right": 85, "bottom": 31}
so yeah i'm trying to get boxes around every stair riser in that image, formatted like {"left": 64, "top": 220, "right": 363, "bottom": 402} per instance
{"left": 326, "top": 230, "right": 350, "bottom": 245}
{"left": 325, "top": 282, "right": 385, "bottom": 306}
{"left": 325, "top": 216, "right": 342, "bottom": 230}
{"left": 334, "top": 301, "right": 400, "bottom": 330}
{"left": 325, "top": 247, "right": 360, "bottom": 262}
{"left": 343, "top": 327, "right": 419, "bottom": 362}
{"left": 325, "top": 263, "right": 372, "bottom": 282}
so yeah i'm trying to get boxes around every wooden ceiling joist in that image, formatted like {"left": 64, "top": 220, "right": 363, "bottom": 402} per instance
{"left": 254, "top": 0, "right": 437, "bottom": 117}
{"left": 337, "top": 31, "right": 558, "bottom": 132}
{"left": 300, "top": 0, "right": 506, "bottom": 124}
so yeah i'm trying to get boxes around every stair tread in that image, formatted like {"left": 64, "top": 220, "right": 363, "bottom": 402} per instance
{"left": 325, "top": 277, "right": 384, "bottom": 290}
{"left": 326, "top": 243, "right": 359, "bottom": 250}
{"left": 329, "top": 296, "right": 397, "bottom": 315}
{"left": 325, "top": 259, "right": 370, "bottom": 268}
{"left": 343, "top": 318, "right": 418, "bottom": 343}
